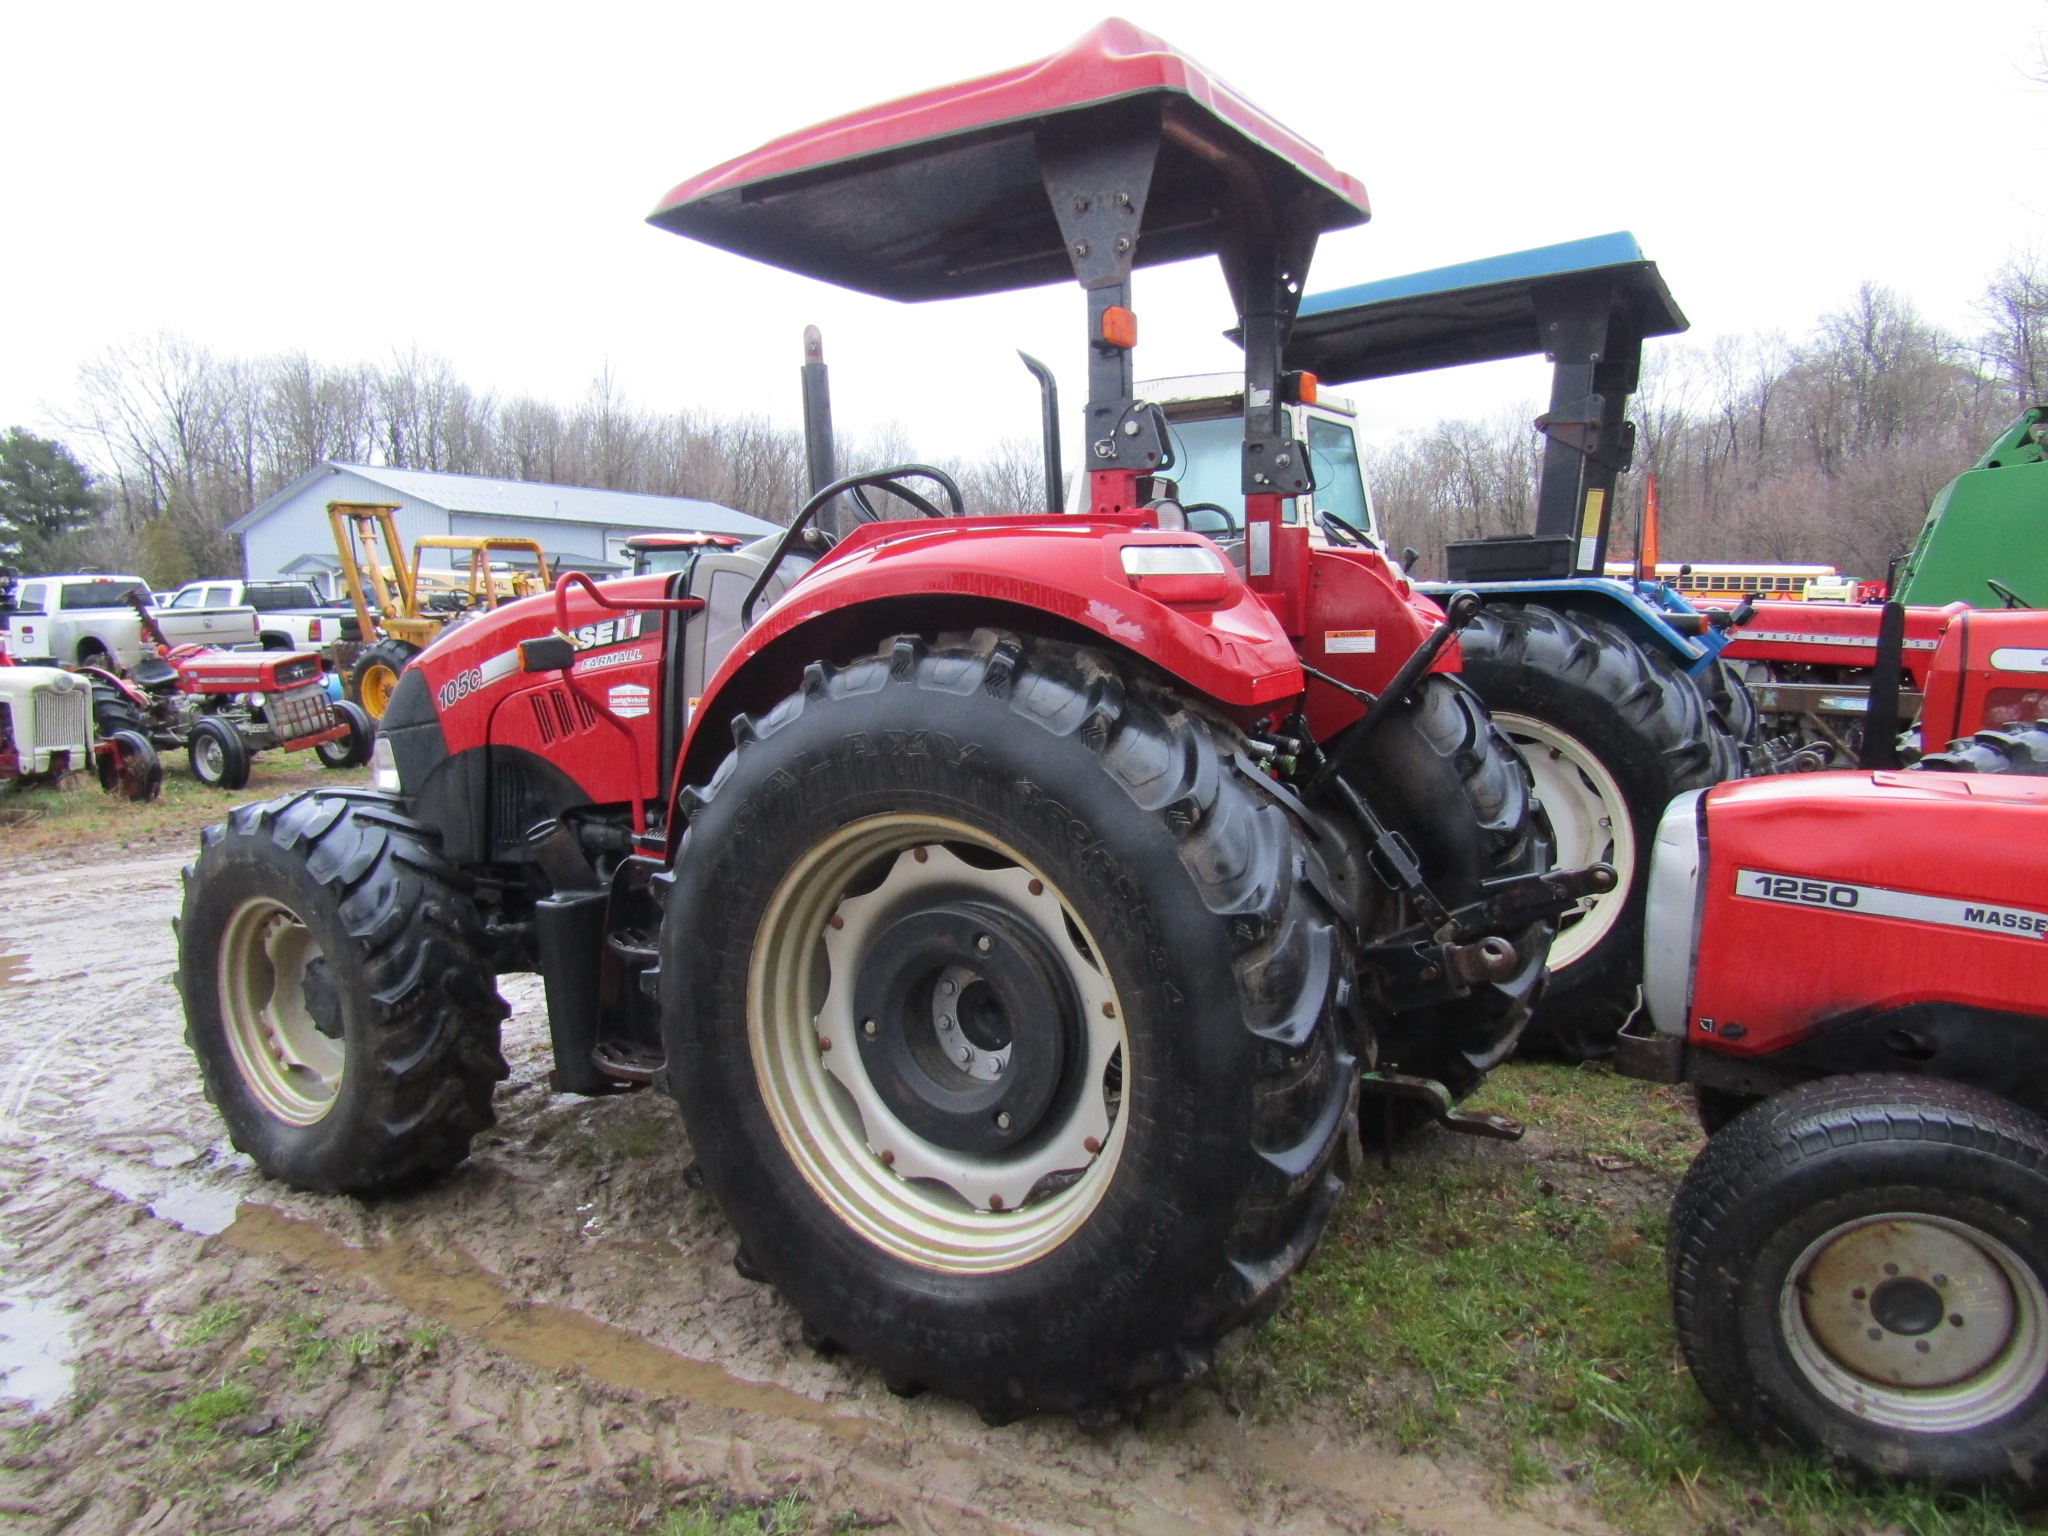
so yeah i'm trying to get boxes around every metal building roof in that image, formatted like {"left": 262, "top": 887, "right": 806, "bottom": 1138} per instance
{"left": 229, "top": 462, "right": 778, "bottom": 538}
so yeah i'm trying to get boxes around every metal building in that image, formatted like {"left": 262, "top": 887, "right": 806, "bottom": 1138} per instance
{"left": 231, "top": 461, "right": 779, "bottom": 591}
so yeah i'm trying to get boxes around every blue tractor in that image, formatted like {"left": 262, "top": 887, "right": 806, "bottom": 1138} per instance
{"left": 1286, "top": 234, "right": 1753, "bottom": 1056}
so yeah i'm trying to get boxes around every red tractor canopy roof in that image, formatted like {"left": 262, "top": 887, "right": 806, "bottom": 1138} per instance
{"left": 648, "top": 19, "right": 1369, "bottom": 301}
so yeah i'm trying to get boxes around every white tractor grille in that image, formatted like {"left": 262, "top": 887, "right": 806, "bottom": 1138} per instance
{"left": 268, "top": 684, "right": 335, "bottom": 743}
{"left": 32, "top": 685, "right": 90, "bottom": 752}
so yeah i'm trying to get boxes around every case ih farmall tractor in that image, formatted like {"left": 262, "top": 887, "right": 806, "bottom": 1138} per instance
{"left": 174, "top": 22, "right": 1609, "bottom": 1420}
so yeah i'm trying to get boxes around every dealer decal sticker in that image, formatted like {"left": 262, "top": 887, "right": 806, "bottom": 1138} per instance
{"left": 607, "top": 682, "right": 650, "bottom": 719}
{"left": 1735, "top": 868, "right": 2048, "bottom": 939}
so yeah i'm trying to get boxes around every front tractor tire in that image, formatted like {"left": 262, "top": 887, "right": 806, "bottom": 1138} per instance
{"left": 1672, "top": 1077, "right": 2048, "bottom": 1487}
{"left": 177, "top": 791, "right": 508, "bottom": 1193}
{"left": 662, "top": 632, "right": 1355, "bottom": 1421}
{"left": 1458, "top": 603, "right": 1741, "bottom": 1058}
{"left": 351, "top": 639, "right": 421, "bottom": 721}
{"left": 188, "top": 716, "right": 251, "bottom": 790}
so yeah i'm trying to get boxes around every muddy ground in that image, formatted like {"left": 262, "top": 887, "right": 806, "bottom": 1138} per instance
{"left": 0, "top": 832, "right": 1619, "bottom": 1536}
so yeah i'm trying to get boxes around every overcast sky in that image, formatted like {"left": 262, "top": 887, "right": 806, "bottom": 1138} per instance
{"left": 5, "top": 1, "right": 2044, "bottom": 468}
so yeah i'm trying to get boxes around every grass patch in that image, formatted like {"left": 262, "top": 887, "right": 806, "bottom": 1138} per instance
{"left": 279, "top": 1311, "right": 336, "bottom": 1375}
{"left": 170, "top": 1381, "right": 255, "bottom": 1435}
{"left": 663, "top": 1490, "right": 808, "bottom": 1536}
{"left": 597, "top": 1111, "right": 671, "bottom": 1161}
{"left": 1237, "top": 1060, "right": 2034, "bottom": 1534}
{"left": 0, "top": 757, "right": 367, "bottom": 854}
{"left": 181, "top": 1301, "right": 249, "bottom": 1347}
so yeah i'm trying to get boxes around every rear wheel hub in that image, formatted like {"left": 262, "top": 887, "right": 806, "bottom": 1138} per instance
{"left": 852, "top": 903, "right": 1077, "bottom": 1155}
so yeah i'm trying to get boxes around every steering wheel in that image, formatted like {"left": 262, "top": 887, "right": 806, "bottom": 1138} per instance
{"left": 742, "top": 464, "right": 966, "bottom": 626}
{"left": 1181, "top": 502, "right": 1238, "bottom": 538}
{"left": 1318, "top": 510, "right": 1369, "bottom": 548}
{"left": 1988, "top": 578, "right": 2032, "bottom": 610}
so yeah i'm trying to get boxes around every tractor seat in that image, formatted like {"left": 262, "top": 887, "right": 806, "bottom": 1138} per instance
{"left": 129, "top": 654, "right": 179, "bottom": 689}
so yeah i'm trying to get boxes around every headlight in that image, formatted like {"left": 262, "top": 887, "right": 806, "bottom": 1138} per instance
{"left": 1642, "top": 789, "right": 1707, "bottom": 1037}
{"left": 371, "top": 735, "right": 403, "bottom": 795}
{"left": 246, "top": 692, "right": 265, "bottom": 710}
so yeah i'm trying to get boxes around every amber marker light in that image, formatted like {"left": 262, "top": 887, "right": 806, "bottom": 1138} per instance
{"left": 1099, "top": 305, "right": 1138, "bottom": 349}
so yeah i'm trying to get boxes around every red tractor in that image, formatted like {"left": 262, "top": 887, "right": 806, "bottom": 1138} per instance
{"left": 173, "top": 22, "right": 1608, "bottom": 1421}
{"left": 90, "top": 595, "right": 373, "bottom": 789}
{"left": 1619, "top": 679, "right": 2048, "bottom": 1477}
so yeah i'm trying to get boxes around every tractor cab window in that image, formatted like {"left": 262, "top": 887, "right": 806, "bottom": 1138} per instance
{"left": 61, "top": 581, "right": 147, "bottom": 610}
{"left": 635, "top": 548, "right": 697, "bottom": 576}
{"left": 1307, "top": 415, "right": 1373, "bottom": 541}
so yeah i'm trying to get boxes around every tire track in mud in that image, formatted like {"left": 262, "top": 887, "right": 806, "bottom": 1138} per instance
{"left": 0, "top": 842, "right": 1611, "bottom": 1536}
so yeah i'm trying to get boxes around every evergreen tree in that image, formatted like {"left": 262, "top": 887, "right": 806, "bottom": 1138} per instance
{"left": 0, "top": 428, "right": 106, "bottom": 570}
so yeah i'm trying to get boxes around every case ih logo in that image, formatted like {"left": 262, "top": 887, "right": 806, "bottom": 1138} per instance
{"left": 607, "top": 682, "right": 650, "bottom": 719}
{"left": 572, "top": 613, "right": 652, "bottom": 650}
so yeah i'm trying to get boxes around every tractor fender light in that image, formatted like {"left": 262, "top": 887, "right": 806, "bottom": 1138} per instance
{"left": 1120, "top": 545, "right": 1227, "bottom": 578}
{"left": 1121, "top": 543, "right": 1233, "bottom": 606}
{"left": 1285, "top": 370, "right": 1318, "bottom": 405}
{"left": 1098, "top": 305, "right": 1138, "bottom": 349}
{"left": 370, "top": 735, "right": 403, "bottom": 795}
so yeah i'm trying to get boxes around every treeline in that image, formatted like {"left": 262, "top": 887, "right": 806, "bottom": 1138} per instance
{"left": 1370, "top": 256, "right": 2048, "bottom": 581}
{"left": 24, "top": 253, "right": 2048, "bottom": 587}
{"left": 41, "top": 335, "right": 1044, "bottom": 585}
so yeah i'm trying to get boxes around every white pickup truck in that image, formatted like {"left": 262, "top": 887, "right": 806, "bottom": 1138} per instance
{"left": 165, "top": 579, "right": 359, "bottom": 652}
{"left": 1, "top": 574, "right": 258, "bottom": 669}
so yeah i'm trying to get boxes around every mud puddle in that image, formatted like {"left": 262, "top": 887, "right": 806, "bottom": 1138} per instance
{"left": 0, "top": 841, "right": 1612, "bottom": 1535}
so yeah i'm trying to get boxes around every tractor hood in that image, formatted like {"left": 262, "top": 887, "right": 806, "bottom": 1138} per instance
{"left": 647, "top": 18, "right": 1369, "bottom": 302}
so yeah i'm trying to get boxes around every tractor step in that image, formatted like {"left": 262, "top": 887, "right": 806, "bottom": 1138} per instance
{"left": 591, "top": 1041, "right": 664, "bottom": 1086}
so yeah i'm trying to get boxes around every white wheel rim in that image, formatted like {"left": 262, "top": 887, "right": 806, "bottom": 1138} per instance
{"left": 1497, "top": 713, "right": 1635, "bottom": 972}
{"left": 195, "top": 735, "right": 223, "bottom": 782}
{"left": 217, "top": 897, "right": 344, "bottom": 1125}
{"left": 749, "top": 815, "right": 1128, "bottom": 1274}
{"left": 1782, "top": 1212, "right": 2048, "bottom": 1433}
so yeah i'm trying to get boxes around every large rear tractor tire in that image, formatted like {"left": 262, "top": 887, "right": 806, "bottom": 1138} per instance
{"left": 177, "top": 791, "right": 508, "bottom": 1193}
{"left": 350, "top": 639, "right": 421, "bottom": 722}
{"left": 1672, "top": 1076, "right": 2048, "bottom": 1487}
{"left": 89, "top": 679, "right": 148, "bottom": 742}
{"left": 1458, "top": 603, "right": 1741, "bottom": 1059}
{"left": 662, "top": 631, "right": 1355, "bottom": 1421}
{"left": 1326, "top": 674, "right": 1554, "bottom": 1102}
{"left": 1917, "top": 721, "right": 2048, "bottom": 777}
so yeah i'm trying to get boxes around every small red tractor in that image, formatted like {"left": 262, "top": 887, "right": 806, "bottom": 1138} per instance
{"left": 1619, "top": 651, "right": 2048, "bottom": 1479}
{"left": 172, "top": 21, "right": 1611, "bottom": 1421}
{"left": 90, "top": 594, "right": 373, "bottom": 789}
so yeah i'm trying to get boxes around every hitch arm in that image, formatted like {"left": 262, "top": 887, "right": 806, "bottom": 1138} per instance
{"left": 1310, "top": 588, "right": 1482, "bottom": 797}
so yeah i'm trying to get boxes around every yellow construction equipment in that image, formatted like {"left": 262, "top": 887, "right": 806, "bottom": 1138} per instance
{"left": 327, "top": 502, "right": 551, "bottom": 718}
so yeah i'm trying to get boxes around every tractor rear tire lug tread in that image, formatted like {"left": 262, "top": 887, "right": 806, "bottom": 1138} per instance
{"left": 664, "top": 627, "right": 1354, "bottom": 1415}
{"left": 1916, "top": 719, "right": 2048, "bottom": 776}
{"left": 1457, "top": 602, "right": 1743, "bottom": 1059}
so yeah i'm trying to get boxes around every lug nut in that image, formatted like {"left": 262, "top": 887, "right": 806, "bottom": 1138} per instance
{"left": 941, "top": 1016, "right": 955, "bottom": 1030}
{"left": 996, "top": 1111, "right": 1012, "bottom": 1130}
{"left": 829, "top": 914, "right": 844, "bottom": 930}
{"left": 988, "top": 1193, "right": 1005, "bottom": 1211}
{"left": 914, "top": 846, "right": 930, "bottom": 863}
{"left": 1084, "top": 1136, "right": 1102, "bottom": 1154}
{"left": 959, "top": 1047, "right": 972, "bottom": 1065}
{"left": 976, "top": 934, "right": 993, "bottom": 954}
{"left": 862, "top": 1019, "right": 877, "bottom": 1038}
{"left": 816, "top": 1036, "right": 831, "bottom": 1052}
{"left": 879, "top": 1149, "right": 894, "bottom": 1167}
{"left": 941, "top": 979, "right": 956, "bottom": 996}
{"left": 1028, "top": 879, "right": 1043, "bottom": 896}
{"left": 1101, "top": 1002, "right": 1116, "bottom": 1019}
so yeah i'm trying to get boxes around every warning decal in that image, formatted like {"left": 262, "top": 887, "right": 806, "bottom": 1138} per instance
{"left": 1323, "top": 630, "right": 1377, "bottom": 655}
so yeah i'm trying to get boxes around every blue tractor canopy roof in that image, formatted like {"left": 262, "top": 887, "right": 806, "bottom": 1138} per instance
{"left": 1286, "top": 231, "right": 1688, "bottom": 383}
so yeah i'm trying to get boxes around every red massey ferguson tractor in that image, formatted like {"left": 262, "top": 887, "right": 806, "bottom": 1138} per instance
{"left": 1619, "top": 690, "right": 2048, "bottom": 1476}
{"left": 174, "top": 21, "right": 1608, "bottom": 1420}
